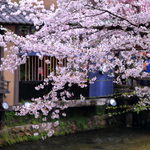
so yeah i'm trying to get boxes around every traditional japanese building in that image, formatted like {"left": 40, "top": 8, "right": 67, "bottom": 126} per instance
{"left": 1, "top": 0, "right": 113, "bottom": 106}
{"left": 0, "top": 0, "right": 63, "bottom": 109}
{"left": 0, "top": 0, "right": 33, "bottom": 128}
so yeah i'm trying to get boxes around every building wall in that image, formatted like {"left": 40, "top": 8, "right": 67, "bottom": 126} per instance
{"left": 3, "top": 0, "right": 57, "bottom": 106}
{"left": 3, "top": 25, "right": 16, "bottom": 106}
{"left": 8, "top": 0, "right": 57, "bottom": 105}
{"left": 43, "top": 0, "right": 57, "bottom": 9}
{"left": 11, "top": 0, "right": 57, "bottom": 9}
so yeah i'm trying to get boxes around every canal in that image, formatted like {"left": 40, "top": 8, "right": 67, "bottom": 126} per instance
{"left": 2, "top": 127, "right": 150, "bottom": 150}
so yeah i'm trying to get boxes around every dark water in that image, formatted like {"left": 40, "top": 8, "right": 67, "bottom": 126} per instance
{"left": 2, "top": 128, "right": 150, "bottom": 150}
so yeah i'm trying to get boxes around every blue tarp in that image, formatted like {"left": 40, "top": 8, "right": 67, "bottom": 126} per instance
{"left": 89, "top": 71, "right": 113, "bottom": 97}
{"left": 146, "top": 59, "right": 150, "bottom": 73}
{"left": 19, "top": 52, "right": 40, "bottom": 56}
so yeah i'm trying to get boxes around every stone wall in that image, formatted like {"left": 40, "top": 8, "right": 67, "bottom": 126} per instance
{"left": 0, "top": 114, "right": 108, "bottom": 146}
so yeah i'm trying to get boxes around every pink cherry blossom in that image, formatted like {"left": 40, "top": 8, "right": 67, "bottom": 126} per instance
{"left": 0, "top": 0, "right": 149, "bottom": 138}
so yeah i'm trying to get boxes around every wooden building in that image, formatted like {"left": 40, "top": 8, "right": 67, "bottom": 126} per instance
{"left": 0, "top": 0, "right": 32, "bottom": 128}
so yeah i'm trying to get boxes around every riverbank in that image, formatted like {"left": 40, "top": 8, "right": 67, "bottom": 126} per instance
{"left": 0, "top": 114, "right": 109, "bottom": 147}
{"left": 2, "top": 127, "right": 150, "bottom": 150}
{"left": 1, "top": 105, "right": 118, "bottom": 147}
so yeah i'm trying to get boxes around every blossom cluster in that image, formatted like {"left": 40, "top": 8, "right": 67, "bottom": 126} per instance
{"left": 2, "top": 0, "right": 150, "bottom": 137}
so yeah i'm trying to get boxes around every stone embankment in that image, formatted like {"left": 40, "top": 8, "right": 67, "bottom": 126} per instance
{"left": 0, "top": 114, "right": 108, "bottom": 146}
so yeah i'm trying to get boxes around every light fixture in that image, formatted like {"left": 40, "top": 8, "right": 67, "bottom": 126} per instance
{"left": 100, "top": 64, "right": 109, "bottom": 73}
{"left": 1, "top": 101, "right": 9, "bottom": 110}
{"left": 106, "top": 99, "right": 117, "bottom": 106}
{"left": 24, "top": 102, "right": 31, "bottom": 107}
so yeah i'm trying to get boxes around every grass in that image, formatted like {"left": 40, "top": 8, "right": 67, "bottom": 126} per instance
{"left": 4, "top": 105, "right": 106, "bottom": 128}
{"left": 4, "top": 111, "right": 43, "bottom": 128}
{"left": 95, "top": 105, "right": 106, "bottom": 116}
{"left": 140, "top": 144, "right": 150, "bottom": 150}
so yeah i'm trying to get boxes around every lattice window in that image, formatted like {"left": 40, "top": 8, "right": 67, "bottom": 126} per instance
{"left": 19, "top": 56, "right": 67, "bottom": 81}
{"left": 18, "top": 25, "right": 67, "bottom": 81}
{"left": 18, "top": 25, "right": 35, "bottom": 36}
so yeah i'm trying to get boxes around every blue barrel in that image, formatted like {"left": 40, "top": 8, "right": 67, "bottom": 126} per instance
{"left": 89, "top": 71, "right": 113, "bottom": 97}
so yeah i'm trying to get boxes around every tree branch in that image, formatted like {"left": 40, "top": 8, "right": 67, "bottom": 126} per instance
{"left": 85, "top": 4, "right": 139, "bottom": 27}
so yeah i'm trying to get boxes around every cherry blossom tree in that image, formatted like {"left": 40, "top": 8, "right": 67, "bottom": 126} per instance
{"left": 0, "top": 0, "right": 150, "bottom": 136}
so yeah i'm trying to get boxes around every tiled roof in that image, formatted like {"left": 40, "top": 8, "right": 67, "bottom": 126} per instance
{"left": 0, "top": 0, "right": 32, "bottom": 25}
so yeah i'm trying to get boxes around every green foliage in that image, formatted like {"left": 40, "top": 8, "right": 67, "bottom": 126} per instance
{"left": 0, "top": 132, "right": 28, "bottom": 145}
{"left": 5, "top": 111, "right": 15, "bottom": 121}
{"left": 58, "top": 121, "right": 69, "bottom": 135}
{"left": 4, "top": 105, "right": 99, "bottom": 128}
{"left": 0, "top": 131, "right": 48, "bottom": 146}
{"left": 0, "top": 106, "right": 108, "bottom": 146}
{"left": 95, "top": 105, "right": 106, "bottom": 116}
{"left": 140, "top": 144, "right": 150, "bottom": 150}
{"left": 1, "top": 105, "right": 108, "bottom": 146}
{"left": 4, "top": 111, "right": 42, "bottom": 128}
{"left": 107, "top": 105, "right": 133, "bottom": 116}
{"left": 54, "top": 116, "right": 89, "bottom": 136}
{"left": 73, "top": 116, "right": 88, "bottom": 131}
{"left": 106, "top": 102, "right": 150, "bottom": 116}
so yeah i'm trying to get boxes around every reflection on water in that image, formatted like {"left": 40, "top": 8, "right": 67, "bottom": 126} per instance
{"left": 2, "top": 128, "right": 150, "bottom": 150}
